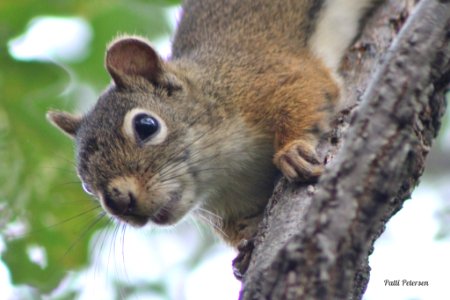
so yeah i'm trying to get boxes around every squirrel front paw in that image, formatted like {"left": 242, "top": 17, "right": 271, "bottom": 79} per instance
{"left": 273, "top": 139, "right": 323, "bottom": 182}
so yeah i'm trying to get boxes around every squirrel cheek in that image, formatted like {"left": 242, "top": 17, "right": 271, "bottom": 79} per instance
{"left": 161, "top": 187, "right": 197, "bottom": 225}
{"left": 146, "top": 180, "right": 198, "bottom": 225}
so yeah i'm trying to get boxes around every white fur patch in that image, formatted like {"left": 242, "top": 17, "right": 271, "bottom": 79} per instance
{"left": 309, "top": 0, "right": 375, "bottom": 71}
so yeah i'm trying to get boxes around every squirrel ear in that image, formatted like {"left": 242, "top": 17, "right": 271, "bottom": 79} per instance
{"left": 46, "top": 111, "right": 81, "bottom": 139}
{"left": 106, "top": 37, "right": 163, "bottom": 88}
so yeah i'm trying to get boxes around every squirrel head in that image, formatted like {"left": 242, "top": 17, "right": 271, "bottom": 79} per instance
{"left": 47, "top": 36, "right": 212, "bottom": 227}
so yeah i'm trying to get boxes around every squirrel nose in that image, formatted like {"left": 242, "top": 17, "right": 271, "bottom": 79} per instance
{"left": 103, "top": 190, "right": 137, "bottom": 215}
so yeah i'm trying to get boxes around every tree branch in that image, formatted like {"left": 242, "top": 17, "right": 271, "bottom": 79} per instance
{"left": 240, "top": 0, "right": 450, "bottom": 299}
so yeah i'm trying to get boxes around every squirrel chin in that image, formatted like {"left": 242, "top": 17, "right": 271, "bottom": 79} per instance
{"left": 121, "top": 214, "right": 149, "bottom": 227}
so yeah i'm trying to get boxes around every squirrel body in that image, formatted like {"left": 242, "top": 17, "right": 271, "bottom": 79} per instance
{"left": 48, "top": 0, "right": 382, "bottom": 247}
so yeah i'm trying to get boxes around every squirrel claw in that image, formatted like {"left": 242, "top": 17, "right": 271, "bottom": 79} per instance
{"left": 274, "top": 140, "right": 323, "bottom": 182}
{"left": 232, "top": 238, "right": 255, "bottom": 280}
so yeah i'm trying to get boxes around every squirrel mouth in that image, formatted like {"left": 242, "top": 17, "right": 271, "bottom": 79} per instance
{"left": 123, "top": 214, "right": 148, "bottom": 227}
{"left": 117, "top": 191, "right": 182, "bottom": 226}
{"left": 149, "top": 191, "right": 181, "bottom": 225}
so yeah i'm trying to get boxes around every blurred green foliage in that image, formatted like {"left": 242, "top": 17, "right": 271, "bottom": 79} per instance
{"left": 0, "top": 0, "right": 180, "bottom": 294}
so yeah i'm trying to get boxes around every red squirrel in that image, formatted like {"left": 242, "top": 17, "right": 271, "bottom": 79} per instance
{"left": 48, "top": 0, "right": 383, "bottom": 273}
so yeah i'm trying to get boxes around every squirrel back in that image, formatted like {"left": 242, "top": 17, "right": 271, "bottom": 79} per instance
{"left": 47, "top": 0, "right": 384, "bottom": 251}
{"left": 173, "top": 0, "right": 382, "bottom": 71}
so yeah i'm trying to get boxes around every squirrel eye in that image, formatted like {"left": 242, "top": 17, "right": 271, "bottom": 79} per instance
{"left": 133, "top": 113, "right": 159, "bottom": 142}
{"left": 82, "top": 181, "right": 94, "bottom": 196}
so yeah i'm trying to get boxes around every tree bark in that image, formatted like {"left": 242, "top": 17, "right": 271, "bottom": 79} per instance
{"left": 239, "top": 0, "right": 450, "bottom": 299}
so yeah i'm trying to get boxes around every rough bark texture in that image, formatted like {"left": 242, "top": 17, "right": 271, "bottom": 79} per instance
{"left": 239, "top": 0, "right": 450, "bottom": 299}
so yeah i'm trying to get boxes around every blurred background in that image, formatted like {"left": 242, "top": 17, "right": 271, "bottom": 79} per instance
{"left": 0, "top": 0, "right": 449, "bottom": 299}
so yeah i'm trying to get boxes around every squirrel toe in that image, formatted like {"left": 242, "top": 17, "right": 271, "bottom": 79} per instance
{"left": 232, "top": 238, "right": 255, "bottom": 280}
{"left": 274, "top": 139, "right": 323, "bottom": 182}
